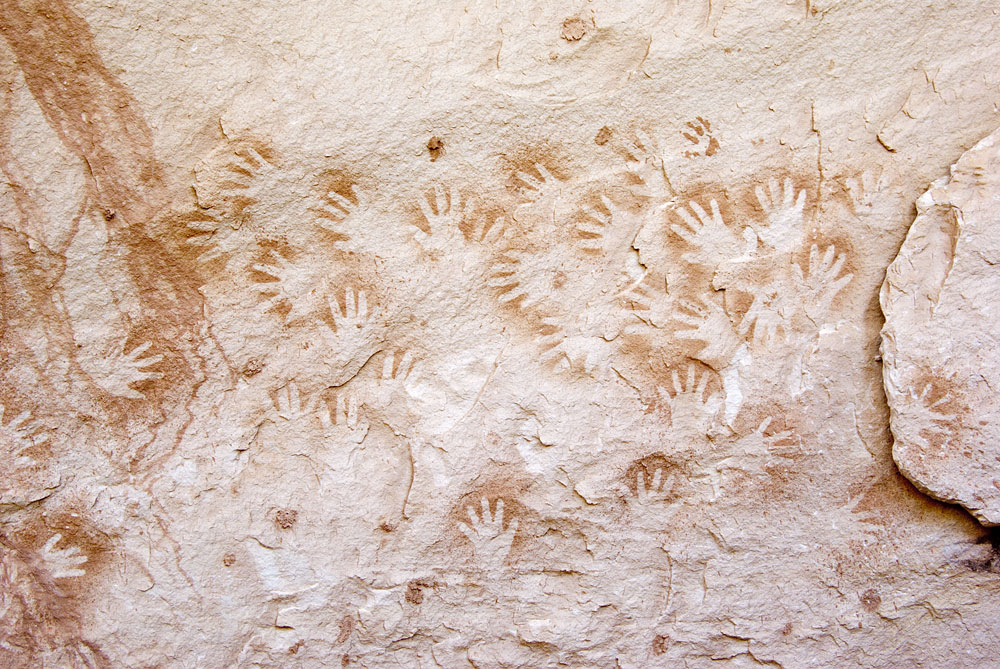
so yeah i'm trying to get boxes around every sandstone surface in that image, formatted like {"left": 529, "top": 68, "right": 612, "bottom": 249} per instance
{"left": 882, "top": 127, "right": 1000, "bottom": 526}
{"left": 1, "top": 1, "right": 1000, "bottom": 667}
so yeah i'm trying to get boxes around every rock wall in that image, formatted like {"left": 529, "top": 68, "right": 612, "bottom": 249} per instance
{"left": 1, "top": 1, "right": 1000, "bottom": 666}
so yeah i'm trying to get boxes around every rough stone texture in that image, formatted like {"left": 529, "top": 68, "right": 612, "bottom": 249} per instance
{"left": 1, "top": 1, "right": 1000, "bottom": 667}
{"left": 881, "top": 127, "right": 1000, "bottom": 526}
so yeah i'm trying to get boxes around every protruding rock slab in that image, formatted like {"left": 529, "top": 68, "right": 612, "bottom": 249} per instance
{"left": 881, "top": 127, "right": 1000, "bottom": 525}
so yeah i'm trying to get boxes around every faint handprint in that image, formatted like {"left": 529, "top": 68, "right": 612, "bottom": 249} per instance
{"left": 751, "top": 177, "right": 807, "bottom": 255}
{"left": 673, "top": 295, "right": 742, "bottom": 369}
{"left": 623, "top": 273, "right": 672, "bottom": 332}
{"left": 900, "top": 383, "right": 955, "bottom": 450}
{"left": 0, "top": 405, "right": 49, "bottom": 467}
{"left": 89, "top": 338, "right": 164, "bottom": 399}
{"left": 792, "top": 244, "right": 853, "bottom": 323}
{"left": 737, "top": 282, "right": 790, "bottom": 347}
{"left": 669, "top": 199, "right": 741, "bottom": 269}
{"left": 252, "top": 251, "right": 322, "bottom": 322}
{"left": 845, "top": 169, "right": 889, "bottom": 212}
{"left": 38, "top": 533, "right": 87, "bottom": 579}
{"left": 319, "top": 393, "right": 370, "bottom": 444}
{"left": 414, "top": 185, "right": 473, "bottom": 254}
{"left": 368, "top": 349, "right": 419, "bottom": 415}
{"left": 275, "top": 380, "right": 318, "bottom": 422}
{"left": 621, "top": 130, "right": 671, "bottom": 202}
{"left": 512, "top": 163, "right": 561, "bottom": 203}
{"left": 659, "top": 364, "right": 722, "bottom": 441}
{"left": 457, "top": 497, "right": 519, "bottom": 572}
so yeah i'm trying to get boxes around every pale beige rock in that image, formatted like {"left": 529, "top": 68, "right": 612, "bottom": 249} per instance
{"left": 1, "top": 1, "right": 1000, "bottom": 667}
{"left": 881, "top": 127, "right": 1000, "bottom": 526}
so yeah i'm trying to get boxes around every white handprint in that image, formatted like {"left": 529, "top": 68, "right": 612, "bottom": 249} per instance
{"left": 318, "top": 287, "right": 379, "bottom": 356}
{"left": 368, "top": 349, "right": 419, "bottom": 414}
{"left": 899, "top": 384, "right": 955, "bottom": 450}
{"left": 751, "top": 177, "right": 807, "bottom": 254}
{"left": 89, "top": 338, "right": 164, "bottom": 399}
{"left": 38, "top": 533, "right": 87, "bottom": 579}
{"left": 414, "top": 185, "right": 473, "bottom": 254}
{"left": 0, "top": 405, "right": 49, "bottom": 467}
{"left": 457, "top": 497, "right": 519, "bottom": 571}
{"left": 734, "top": 417, "right": 799, "bottom": 458}
{"left": 673, "top": 296, "right": 741, "bottom": 369}
{"left": 659, "top": 364, "right": 722, "bottom": 440}
{"left": 669, "top": 199, "right": 741, "bottom": 269}
{"left": 793, "top": 244, "right": 853, "bottom": 323}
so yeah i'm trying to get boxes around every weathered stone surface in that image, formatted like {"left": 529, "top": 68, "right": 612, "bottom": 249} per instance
{"left": 1, "top": 1, "right": 1000, "bottom": 667}
{"left": 882, "top": 127, "right": 1000, "bottom": 526}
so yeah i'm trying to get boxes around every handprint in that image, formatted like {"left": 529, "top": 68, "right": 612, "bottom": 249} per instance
{"left": 252, "top": 251, "right": 323, "bottom": 322}
{"left": 318, "top": 287, "right": 379, "bottom": 356}
{"left": 318, "top": 393, "right": 369, "bottom": 444}
{"left": 845, "top": 169, "right": 889, "bottom": 212}
{"left": 623, "top": 467, "right": 673, "bottom": 506}
{"left": 512, "top": 163, "right": 561, "bottom": 203}
{"left": 734, "top": 417, "right": 799, "bottom": 458}
{"left": 369, "top": 349, "right": 419, "bottom": 413}
{"left": 669, "top": 199, "right": 741, "bottom": 269}
{"left": 457, "top": 497, "right": 519, "bottom": 571}
{"left": 311, "top": 183, "right": 373, "bottom": 253}
{"left": 751, "top": 177, "right": 807, "bottom": 255}
{"left": 681, "top": 117, "right": 720, "bottom": 158}
{"left": 621, "top": 130, "right": 671, "bottom": 202}
{"left": 575, "top": 195, "right": 644, "bottom": 257}
{"left": 792, "top": 244, "right": 853, "bottom": 323}
{"left": 659, "top": 364, "right": 722, "bottom": 440}
{"left": 623, "top": 273, "right": 672, "bottom": 332}
{"left": 89, "top": 338, "right": 164, "bottom": 399}
{"left": 414, "top": 185, "right": 473, "bottom": 254}
{"left": 737, "top": 282, "right": 790, "bottom": 347}
{"left": 673, "top": 295, "right": 742, "bottom": 369}
{"left": 0, "top": 405, "right": 49, "bottom": 467}
{"left": 38, "top": 533, "right": 87, "bottom": 579}
{"left": 275, "top": 380, "right": 318, "bottom": 422}
{"left": 899, "top": 383, "right": 955, "bottom": 450}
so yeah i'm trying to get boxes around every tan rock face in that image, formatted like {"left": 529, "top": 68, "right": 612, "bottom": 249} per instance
{"left": 2, "top": 0, "right": 1000, "bottom": 667}
{"left": 881, "top": 128, "right": 1000, "bottom": 526}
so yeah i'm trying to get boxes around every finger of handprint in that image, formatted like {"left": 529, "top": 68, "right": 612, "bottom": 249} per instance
{"left": 319, "top": 404, "right": 333, "bottom": 430}
{"left": 766, "top": 179, "right": 779, "bottom": 208}
{"left": 457, "top": 522, "right": 475, "bottom": 541}
{"left": 287, "top": 381, "right": 301, "bottom": 412}
{"left": 689, "top": 200, "right": 710, "bottom": 226}
{"left": 709, "top": 199, "right": 723, "bottom": 225}
{"left": 327, "top": 190, "right": 354, "bottom": 212}
{"left": 757, "top": 416, "right": 773, "bottom": 434}
{"left": 8, "top": 410, "right": 30, "bottom": 430}
{"left": 418, "top": 193, "right": 436, "bottom": 222}
{"left": 635, "top": 129, "right": 655, "bottom": 152}
{"left": 780, "top": 177, "right": 793, "bottom": 206}
{"left": 536, "top": 163, "right": 556, "bottom": 184}
{"left": 480, "top": 497, "right": 492, "bottom": 523}
{"left": 506, "top": 516, "right": 519, "bottom": 537}
{"left": 671, "top": 368, "right": 683, "bottom": 395}
{"left": 494, "top": 498, "right": 505, "bottom": 526}
{"left": 599, "top": 195, "right": 614, "bottom": 213}
{"left": 674, "top": 327, "right": 706, "bottom": 341}
{"left": 696, "top": 369, "right": 709, "bottom": 397}
{"left": 686, "top": 363, "right": 696, "bottom": 392}
{"left": 675, "top": 207, "right": 700, "bottom": 234}
{"left": 829, "top": 251, "right": 846, "bottom": 276}
{"left": 397, "top": 350, "right": 415, "bottom": 379}
{"left": 127, "top": 341, "right": 153, "bottom": 359}
{"left": 382, "top": 351, "right": 396, "bottom": 380}
{"left": 138, "top": 355, "right": 164, "bottom": 370}
{"left": 466, "top": 505, "right": 482, "bottom": 529}
{"left": 794, "top": 187, "right": 806, "bottom": 211}
{"left": 669, "top": 224, "right": 695, "bottom": 244}
{"left": 43, "top": 534, "right": 62, "bottom": 552}
{"left": 636, "top": 469, "right": 647, "bottom": 500}
{"left": 583, "top": 205, "right": 609, "bottom": 226}
{"left": 516, "top": 171, "right": 541, "bottom": 191}
{"left": 754, "top": 184, "right": 770, "bottom": 211}
{"left": 651, "top": 467, "right": 663, "bottom": 493}
{"left": 335, "top": 394, "right": 347, "bottom": 425}
{"left": 343, "top": 286, "right": 356, "bottom": 320}
{"left": 356, "top": 290, "right": 368, "bottom": 322}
